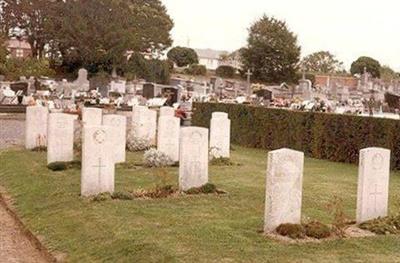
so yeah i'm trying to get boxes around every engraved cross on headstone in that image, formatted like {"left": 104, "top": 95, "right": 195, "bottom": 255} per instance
{"left": 93, "top": 158, "right": 106, "bottom": 185}
{"left": 369, "top": 184, "right": 383, "bottom": 213}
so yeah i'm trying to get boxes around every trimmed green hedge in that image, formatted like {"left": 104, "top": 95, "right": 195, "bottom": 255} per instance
{"left": 192, "top": 103, "right": 400, "bottom": 169}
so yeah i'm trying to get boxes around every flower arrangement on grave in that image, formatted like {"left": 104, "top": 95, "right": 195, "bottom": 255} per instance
{"left": 126, "top": 131, "right": 151, "bottom": 152}
{"left": 143, "top": 148, "right": 174, "bottom": 168}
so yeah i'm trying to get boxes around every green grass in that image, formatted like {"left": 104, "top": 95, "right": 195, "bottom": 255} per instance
{"left": 0, "top": 146, "right": 400, "bottom": 262}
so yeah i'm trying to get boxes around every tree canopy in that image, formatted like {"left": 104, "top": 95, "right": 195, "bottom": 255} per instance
{"left": 240, "top": 15, "right": 301, "bottom": 84}
{"left": 350, "top": 56, "right": 381, "bottom": 78}
{"left": 167, "top": 47, "right": 198, "bottom": 67}
{"left": 0, "top": 0, "right": 173, "bottom": 73}
{"left": 380, "top": 65, "right": 399, "bottom": 82}
{"left": 301, "top": 51, "right": 344, "bottom": 74}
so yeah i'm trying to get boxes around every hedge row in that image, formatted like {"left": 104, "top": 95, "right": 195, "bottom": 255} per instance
{"left": 192, "top": 103, "right": 400, "bottom": 169}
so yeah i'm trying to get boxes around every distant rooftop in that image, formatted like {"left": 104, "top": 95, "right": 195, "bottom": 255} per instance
{"left": 194, "top": 48, "right": 229, "bottom": 60}
{"left": 7, "top": 38, "right": 31, "bottom": 50}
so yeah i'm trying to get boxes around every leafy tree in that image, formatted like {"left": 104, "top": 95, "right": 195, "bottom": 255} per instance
{"left": 350, "top": 56, "right": 381, "bottom": 78}
{"left": 1, "top": 0, "right": 54, "bottom": 58}
{"left": 125, "top": 52, "right": 170, "bottom": 84}
{"left": 301, "top": 51, "right": 344, "bottom": 74}
{"left": 47, "top": 0, "right": 173, "bottom": 73}
{"left": 184, "top": 64, "right": 207, "bottom": 76}
{"left": 240, "top": 15, "right": 301, "bottom": 84}
{"left": 0, "top": 34, "right": 8, "bottom": 64}
{"left": 380, "top": 65, "right": 399, "bottom": 82}
{"left": 167, "top": 47, "right": 198, "bottom": 67}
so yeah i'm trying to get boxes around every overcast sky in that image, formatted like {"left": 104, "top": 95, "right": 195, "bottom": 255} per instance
{"left": 162, "top": 0, "right": 400, "bottom": 71}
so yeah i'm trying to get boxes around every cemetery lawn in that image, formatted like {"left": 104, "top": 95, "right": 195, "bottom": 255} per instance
{"left": 1, "top": 147, "right": 400, "bottom": 263}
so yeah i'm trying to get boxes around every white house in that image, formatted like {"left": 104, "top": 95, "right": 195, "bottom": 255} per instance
{"left": 194, "top": 49, "right": 229, "bottom": 70}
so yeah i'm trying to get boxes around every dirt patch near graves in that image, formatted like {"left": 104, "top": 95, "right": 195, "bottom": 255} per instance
{"left": 0, "top": 187, "right": 58, "bottom": 262}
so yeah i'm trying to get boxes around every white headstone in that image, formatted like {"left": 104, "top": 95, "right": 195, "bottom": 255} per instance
{"left": 212, "top": 112, "right": 228, "bottom": 119}
{"left": 47, "top": 113, "right": 76, "bottom": 164}
{"left": 74, "top": 68, "right": 89, "bottom": 91}
{"left": 210, "top": 113, "right": 230, "bottom": 158}
{"left": 131, "top": 106, "right": 157, "bottom": 145}
{"left": 103, "top": 114, "right": 127, "bottom": 163}
{"left": 179, "top": 127, "right": 209, "bottom": 191}
{"left": 81, "top": 125, "right": 115, "bottom": 197}
{"left": 157, "top": 116, "right": 180, "bottom": 162}
{"left": 356, "top": 147, "right": 391, "bottom": 223}
{"left": 110, "top": 80, "right": 126, "bottom": 94}
{"left": 82, "top": 107, "right": 102, "bottom": 126}
{"left": 25, "top": 106, "right": 49, "bottom": 149}
{"left": 264, "top": 148, "right": 304, "bottom": 233}
{"left": 159, "top": 106, "right": 175, "bottom": 117}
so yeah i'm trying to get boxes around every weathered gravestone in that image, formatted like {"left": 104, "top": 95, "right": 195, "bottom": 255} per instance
{"left": 47, "top": 113, "right": 77, "bottom": 164}
{"left": 82, "top": 107, "right": 102, "bottom": 126}
{"left": 131, "top": 106, "right": 157, "bottom": 145}
{"left": 356, "top": 147, "right": 391, "bottom": 223}
{"left": 25, "top": 106, "right": 49, "bottom": 149}
{"left": 179, "top": 127, "right": 209, "bottom": 191}
{"left": 81, "top": 125, "right": 115, "bottom": 197}
{"left": 103, "top": 114, "right": 127, "bottom": 163}
{"left": 159, "top": 106, "right": 175, "bottom": 117}
{"left": 210, "top": 112, "right": 231, "bottom": 158}
{"left": 157, "top": 116, "right": 180, "bottom": 162}
{"left": 74, "top": 68, "right": 90, "bottom": 92}
{"left": 264, "top": 148, "right": 304, "bottom": 233}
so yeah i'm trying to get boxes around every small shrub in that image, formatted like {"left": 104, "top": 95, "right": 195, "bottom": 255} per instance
{"left": 276, "top": 223, "right": 305, "bottom": 239}
{"left": 304, "top": 221, "right": 332, "bottom": 239}
{"left": 210, "top": 157, "right": 234, "bottom": 166}
{"left": 184, "top": 64, "right": 207, "bottom": 76}
{"left": 47, "top": 162, "right": 68, "bottom": 171}
{"left": 359, "top": 215, "right": 400, "bottom": 235}
{"left": 185, "top": 183, "right": 218, "bottom": 195}
{"left": 326, "top": 196, "right": 350, "bottom": 237}
{"left": 134, "top": 185, "right": 176, "bottom": 199}
{"left": 143, "top": 148, "right": 174, "bottom": 168}
{"left": 216, "top": 65, "right": 236, "bottom": 78}
{"left": 126, "top": 133, "right": 151, "bottom": 152}
{"left": 92, "top": 193, "right": 112, "bottom": 202}
{"left": 111, "top": 191, "right": 134, "bottom": 201}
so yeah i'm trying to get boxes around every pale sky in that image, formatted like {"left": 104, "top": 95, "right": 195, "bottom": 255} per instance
{"left": 162, "top": 0, "right": 400, "bottom": 71}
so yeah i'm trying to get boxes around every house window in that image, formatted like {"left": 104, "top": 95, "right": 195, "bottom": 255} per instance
{"left": 16, "top": 49, "right": 24, "bottom": 58}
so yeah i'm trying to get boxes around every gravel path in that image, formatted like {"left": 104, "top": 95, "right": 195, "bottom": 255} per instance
{"left": 0, "top": 202, "right": 48, "bottom": 263}
{"left": 1, "top": 114, "right": 49, "bottom": 262}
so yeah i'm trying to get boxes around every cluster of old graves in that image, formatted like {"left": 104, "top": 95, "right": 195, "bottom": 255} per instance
{"left": 24, "top": 104, "right": 395, "bottom": 236}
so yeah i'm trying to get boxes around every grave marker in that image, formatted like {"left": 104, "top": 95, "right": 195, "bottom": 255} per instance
{"left": 25, "top": 105, "right": 48, "bottom": 149}
{"left": 179, "top": 127, "right": 209, "bottom": 191}
{"left": 356, "top": 147, "right": 391, "bottom": 223}
{"left": 81, "top": 125, "right": 115, "bottom": 197}
{"left": 82, "top": 107, "right": 102, "bottom": 126}
{"left": 264, "top": 148, "right": 304, "bottom": 233}
{"left": 210, "top": 112, "right": 230, "bottom": 158}
{"left": 158, "top": 116, "right": 180, "bottom": 162}
{"left": 47, "top": 113, "right": 77, "bottom": 164}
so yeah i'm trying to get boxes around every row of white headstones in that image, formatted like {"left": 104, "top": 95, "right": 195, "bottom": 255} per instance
{"left": 24, "top": 105, "right": 231, "bottom": 196}
{"left": 25, "top": 106, "right": 389, "bottom": 233}
{"left": 265, "top": 147, "right": 391, "bottom": 233}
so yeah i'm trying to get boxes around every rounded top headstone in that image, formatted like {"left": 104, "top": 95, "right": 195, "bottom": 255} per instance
{"left": 212, "top": 112, "right": 228, "bottom": 119}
